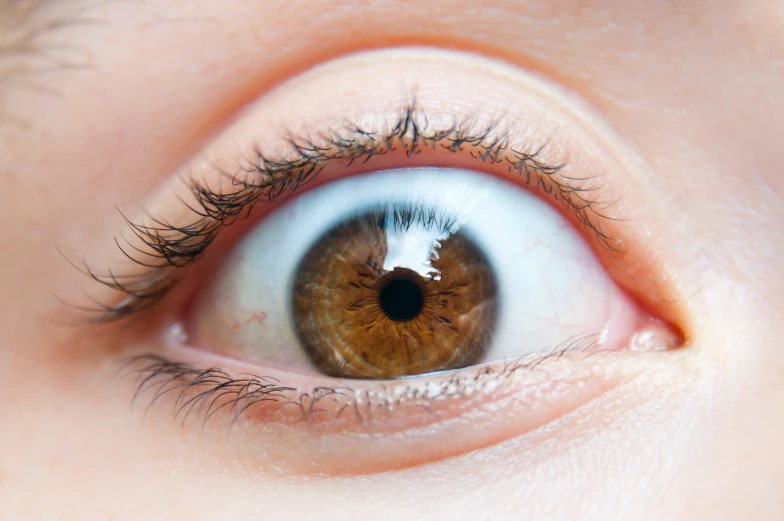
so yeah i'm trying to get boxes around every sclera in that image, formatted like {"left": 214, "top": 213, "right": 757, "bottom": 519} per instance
{"left": 189, "top": 167, "right": 639, "bottom": 374}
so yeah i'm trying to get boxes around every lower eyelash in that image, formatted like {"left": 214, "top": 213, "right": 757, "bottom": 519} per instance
{"left": 76, "top": 98, "right": 618, "bottom": 323}
{"left": 125, "top": 334, "right": 604, "bottom": 429}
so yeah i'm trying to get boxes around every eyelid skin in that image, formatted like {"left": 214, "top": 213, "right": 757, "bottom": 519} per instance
{"left": 70, "top": 48, "right": 690, "bottom": 336}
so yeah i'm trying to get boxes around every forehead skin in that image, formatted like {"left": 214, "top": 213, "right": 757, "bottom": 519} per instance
{"left": 0, "top": 0, "right": 783, "bottom": 520}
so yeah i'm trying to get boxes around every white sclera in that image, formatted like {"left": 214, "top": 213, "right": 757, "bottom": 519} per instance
{"left": 191, "top": 168, "right": 634, "bottom": 372}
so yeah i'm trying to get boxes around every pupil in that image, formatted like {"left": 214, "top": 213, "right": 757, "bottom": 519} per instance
{"left": 379, "top": 277, "right": 424, "bottom": 322}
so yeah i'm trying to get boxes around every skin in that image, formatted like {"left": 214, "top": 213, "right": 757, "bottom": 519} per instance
{"left": 1, "top": 0, "right": 783, "bottom": 519}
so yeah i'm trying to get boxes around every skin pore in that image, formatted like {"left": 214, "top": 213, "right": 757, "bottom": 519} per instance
{"left": 1, "top": 0, "right": 783, "bottom": 519}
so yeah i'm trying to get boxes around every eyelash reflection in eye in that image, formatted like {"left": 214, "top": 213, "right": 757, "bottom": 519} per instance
{"left": 81, "top": 99, "right": 618, "bottom": 323}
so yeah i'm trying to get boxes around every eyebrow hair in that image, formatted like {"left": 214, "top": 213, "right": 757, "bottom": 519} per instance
{"left": 0, "top": 0, "right": 37, "bottom": 19}
{"left": 0, "top": 0, "right": 51, "bottom": 91}
{"left": 0, "top": 0, "right": 48, "bottom": 40}
{"left": 0, "top": 0, "right": 100, "bottom": 118}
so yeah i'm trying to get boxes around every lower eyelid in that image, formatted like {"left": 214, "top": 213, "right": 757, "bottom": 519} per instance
{"left": 126, "top": 343, "right": 637, "bottom": 476}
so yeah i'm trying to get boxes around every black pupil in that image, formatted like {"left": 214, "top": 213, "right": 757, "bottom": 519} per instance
{"left": 379, "top": 278, "right": 424, "bottom": 322}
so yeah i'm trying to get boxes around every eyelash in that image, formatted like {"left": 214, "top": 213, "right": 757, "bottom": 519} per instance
{"left": 127, "top": 333, "right": 603, "bottom": 427}
{"left": 78, "top": 98, "right": 618, "bottom": 323}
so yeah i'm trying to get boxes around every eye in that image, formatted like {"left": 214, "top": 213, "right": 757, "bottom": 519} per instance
{"left": 190, "top": 167, "right": 639, "bottom": 380}
{"left": 73, "top": 49, "right": 686, "bottom": 476}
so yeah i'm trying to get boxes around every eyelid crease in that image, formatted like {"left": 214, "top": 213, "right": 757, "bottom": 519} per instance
{"left": 79, "top": 98, "right": 620, "bottom": 323}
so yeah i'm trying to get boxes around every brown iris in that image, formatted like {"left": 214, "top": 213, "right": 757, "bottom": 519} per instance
{"left": 292, "top": 207, "right": 497, "bottom": 378}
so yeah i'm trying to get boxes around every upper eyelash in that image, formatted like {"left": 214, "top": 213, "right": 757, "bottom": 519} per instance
{"left": 78, "top": 98, "right": 618, "bottom": 322}
{"left": 126, "top": 334, "right": 603, "bottom": 428}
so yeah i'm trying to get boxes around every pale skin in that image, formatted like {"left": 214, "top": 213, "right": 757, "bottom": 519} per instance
{"left": 1, "top": 0, "right": 783, "bottom": 519}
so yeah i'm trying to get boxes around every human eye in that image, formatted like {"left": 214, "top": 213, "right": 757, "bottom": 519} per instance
{"left": 66, "top": 48, "right": 684, "bottom": 475}
{"left": 193, "top": 167, "right": 640, "bottom": 379}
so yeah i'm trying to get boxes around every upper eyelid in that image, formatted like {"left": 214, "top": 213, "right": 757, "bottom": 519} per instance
{"left": 75, "top": 99, "right": 620, "bottom": 323}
